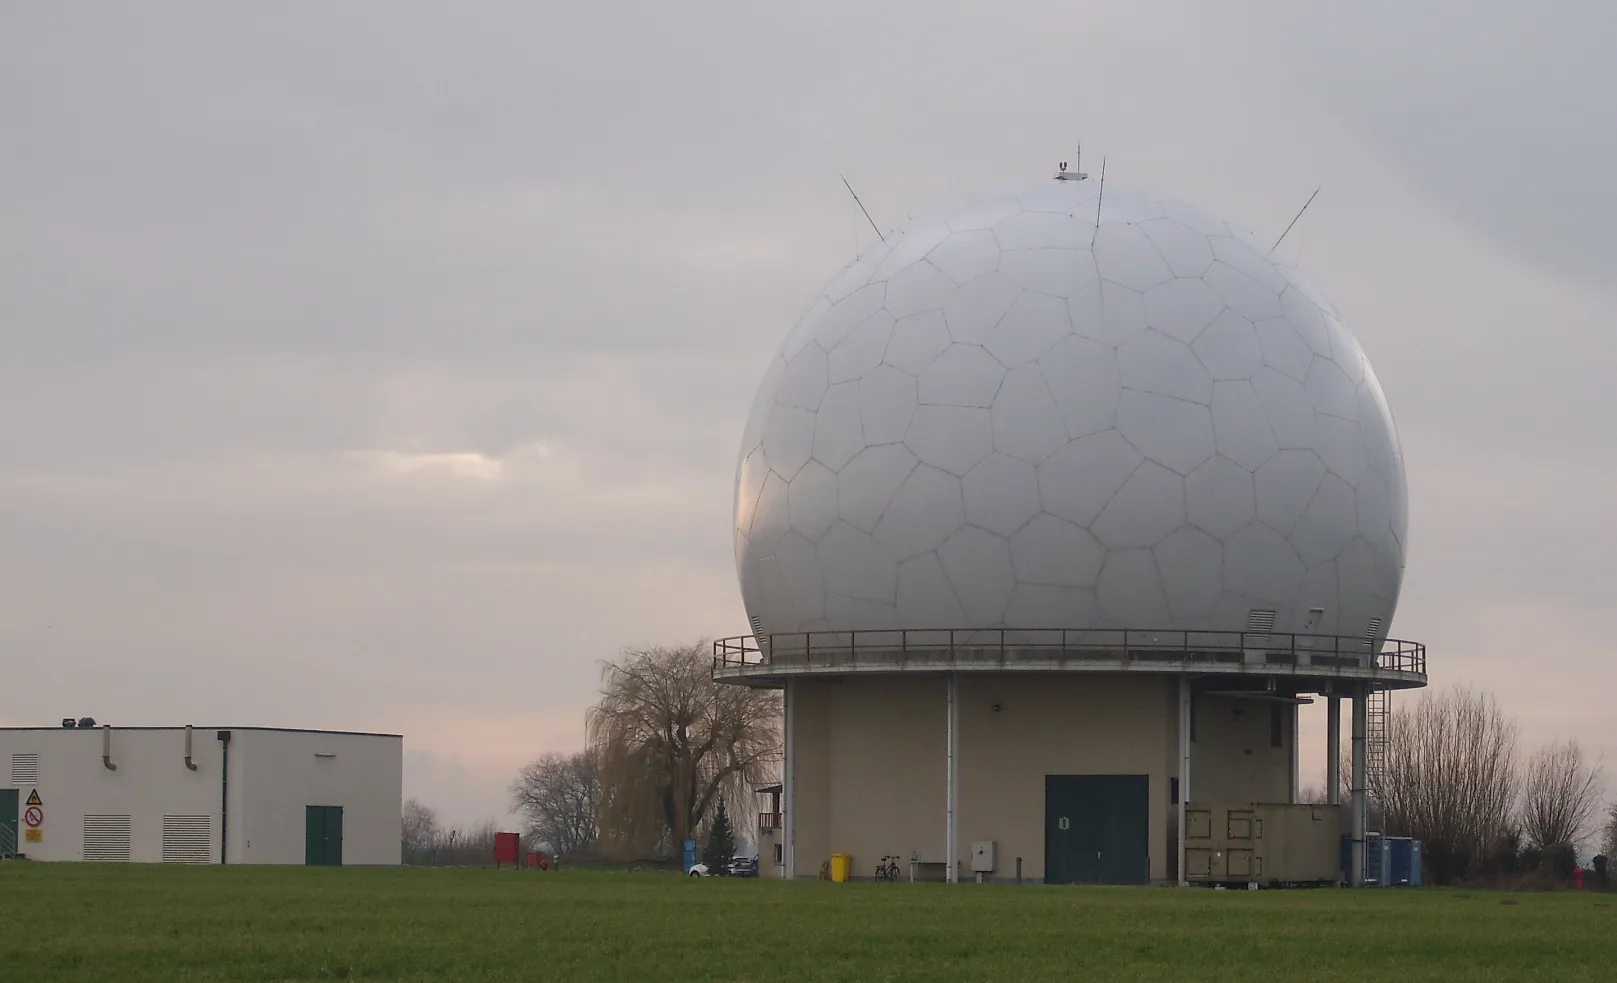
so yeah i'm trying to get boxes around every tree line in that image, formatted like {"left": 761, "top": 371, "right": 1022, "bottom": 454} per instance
{"left": 404, "top": 641, "right": 780, "bottom": 866}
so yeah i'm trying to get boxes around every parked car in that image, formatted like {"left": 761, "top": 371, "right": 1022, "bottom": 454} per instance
{"left": 726, "top": 856, "right": 759, "bottom": 878}
{"left": 687, "top": 862, "right": 710, "bottom": 877}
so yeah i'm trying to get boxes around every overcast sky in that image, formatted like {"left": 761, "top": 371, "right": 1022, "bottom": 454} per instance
{"left": 3, "top": 1, "right": 1613, "bottom": 827}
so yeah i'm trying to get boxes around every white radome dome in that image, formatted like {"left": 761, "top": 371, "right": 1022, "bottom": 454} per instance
{"left": 734, "top": 178, "right": 1408, "bottom": 643}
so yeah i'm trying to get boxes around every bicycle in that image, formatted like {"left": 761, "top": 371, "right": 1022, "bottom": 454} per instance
{"left": 874, "top": 855, "right": 903, "bottom": 882}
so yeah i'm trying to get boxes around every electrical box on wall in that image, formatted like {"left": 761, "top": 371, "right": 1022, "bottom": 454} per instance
{"left": 971, "top": 840, "right": 996, "bottom": 873}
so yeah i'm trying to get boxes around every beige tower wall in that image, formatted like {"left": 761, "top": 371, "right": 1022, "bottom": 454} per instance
{"left": 784, "top": 673, "right": 1294, "bottom": 883}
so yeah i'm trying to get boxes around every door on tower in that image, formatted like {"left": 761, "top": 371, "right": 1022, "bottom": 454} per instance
{"left": 0, "top": 789, "right": 17, "bottom": 858}
{"left": 1044, "top": 775, "right": 1150, "bottom": 885}
{"left": 304, "top": 805, "right": 344, "bottom": 866}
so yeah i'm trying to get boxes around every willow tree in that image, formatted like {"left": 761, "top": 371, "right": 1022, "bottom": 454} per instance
{"left": 587, "top": 641, "right": 781, "bottom": 858}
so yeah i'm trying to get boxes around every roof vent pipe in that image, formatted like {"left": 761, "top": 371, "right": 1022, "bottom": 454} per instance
{"left": 184, "top": 724, "right": 199, "bottom": 771}
{"left": 102, "top": 723, "right": 118, "bottom": 771}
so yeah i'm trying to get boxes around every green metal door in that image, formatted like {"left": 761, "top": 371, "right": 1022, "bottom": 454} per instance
{"left": 0, "top": 789, "right": 17, "bottom": 858}
{"left": 1044, "top": 775, "right": 1150, "bottom": 885}
{"left": 305, "top": 805, "right": 344, "bottom": 865}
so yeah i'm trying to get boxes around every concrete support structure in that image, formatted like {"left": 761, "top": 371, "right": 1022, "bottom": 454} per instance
{"left": 782, "top": 678, "right": 796, "bottom": 880}
{"left": 1177, "top": 675, "right": 1191, "bottom": 887}
{"left": 1350, "top": 686, "right": 1368, "bottom": 887}
{"left": 945, "top": 674, "right": 959, "bottom": 883}
{"left": 1326, "top": 697, "right": 1341, "bottom": 807}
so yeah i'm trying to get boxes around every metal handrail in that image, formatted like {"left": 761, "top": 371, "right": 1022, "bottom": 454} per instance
{"left": 712, "top": 628, "right": 1426, "bottom": 677}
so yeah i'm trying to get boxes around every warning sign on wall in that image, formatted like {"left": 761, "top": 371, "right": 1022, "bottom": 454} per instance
{"left": 24, "top": 829, "right": 41, "bottom": 843}
{"left": 25, "top": 789, "right": 41, "bottom": 807}
{"left": 24, "top": 806, "right": 42, "bottom": 828}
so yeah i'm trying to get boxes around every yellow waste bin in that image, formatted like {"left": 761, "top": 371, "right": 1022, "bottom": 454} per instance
{"left": 830, "top": 853, "right": 852, "bottom": 883}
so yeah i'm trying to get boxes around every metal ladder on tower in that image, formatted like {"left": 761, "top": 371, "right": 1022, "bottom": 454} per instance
{"left": 1365, "top": 686, "right": 1391, "bottom": 832}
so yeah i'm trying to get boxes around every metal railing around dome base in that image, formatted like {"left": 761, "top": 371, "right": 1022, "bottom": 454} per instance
{"left": 712, "top": 628, "right": 1426, "bottom": 686}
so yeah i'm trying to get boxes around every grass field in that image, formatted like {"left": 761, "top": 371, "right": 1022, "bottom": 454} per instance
{"left": 1, "top": 865, "right": 1613, "bottom": 982}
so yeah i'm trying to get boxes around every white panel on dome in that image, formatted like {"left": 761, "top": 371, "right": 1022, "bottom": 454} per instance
{"left": 1223, "top": 523, "right": 1305, "bottom": 606}
{"left": 1067, "top": 279, "right": 1146, "bottom": 347}
{"left": 829, "top": 310, "right": 895, "bottom": 385}
{"left": 777, "top": 533, "right": 824, "bottom": 619}
{"left": 826, "top": 251, "right": 888, "bottom": 305}
{"left": 919, "top": 345, "right": 1005, "bottom": 408}
{"left": 1204, "top": 262, "right": 1283, "bottom": 322}
{"left": 812, "top": 382, "right": 865, "bottom": 472}
{"left": 962, "top": 453, "right": 1042, "bottom": 537}
{"left": 788, "top": 461, "right": 840, "bottom": 543}
{"left": 747, "top": 555, "right": 795, "bottom": 637}
{"left": 825, "top": 594, "right": 898, "bottom": 631}
{"left": 816, "top": 521, "right": 898, "bottom": 602}
{"left": 1005, "top": 584, "right": 1099, "bottom": 630}
{"left": 749, "top": 473, "right": 791, "bottom": 555}
{"left": 1117, "top": 330, "right": 1214, "bottom": 404}
{"left": 1193, "top": 310, "right": 1263, "bottom": 382}
{"left": 885, "top": 261, "right": 958, "bottom": 320}
{"left": 735, "top": 445, "right": 770, "bottom": 535}
{"left": 1092, "top": 224, "right": 1174, "bottom": 293}
{"left": 1299, "top": 562, "right": 1341, "bottom": 635}
{"left": 1096, "top": 549, "right": 1170, "bottom": 625}
{"left": 762, "top": 402, "right": 815, "bottom": 480}
{"left": 994, "top": 211, "right": 1087, "bottom": 251}
{"left": 885, "top": 310, "right": 953, "bottom": 374}
{"left": 1210, "top": 236, "right": 1289, "bottom": 293}
{"left": 1092, "top": 461, "right": 1186, "bottom": 549}
{"left": 1275, "top": 263, "right": 1340, "bottom": 319}
{"left": 1254, "top": 317, "right": 1313, "bottom": 383}
{"left": 1185, "top": 455, "right": 1257, "bottom": 540}
{"left": 1012, "top": 514, "right": 1104, "bottom": 587}
{"left": 1039, "top": 335, "right": 1119, "bottom": 438}
{"left": 836, "top": 443, "right": 918, "bottom": 532}
{"left": 1141, "top": 219, "right": 1215, "bottom": 277}
{"left": 1306, "top": 357, "right": 1359, "bottom": 419}
{"left": 986, "top": 291, "right": 1073, "bottom": 366}
{"left": 991, "top": 365, "right": 1068, "bottom": 464}
{"left": 817, "top": 283, "right": 886, "bottom": 349}
{"left": 897, "top": 552, "right": 969, "bottom": 627}
{"left": 1037, "top": 430, "right": 1143, "bottom": 527}
{"left": 1249, "top": 369, "right": 1314, "bottom": 449}
{"left": 943, "top": 271, "right": 1022, "bottom": 345}
{"left": 782, "top": 296, "right": 833, "bottom": 360}
{"left": 999, "top": 249, "right": 1096, "bottom": 299}
{"left": 872, "top": 216, "right": 955, "bottom": 282}
{"left": 927, "top": 230, "right": 1001, "bottom": 285}
{"left": 1356, "top": 471, "right": 1393, "bottom": 541}
{"left": 1255, "top": 450, "right": 1327, "bottom": 536}
{"left": 857, "top": 364, "right": 919, "bottom": 445}
{"left": 905, "top": 404, "right": 993, "bottom": 476}
{"left": 1314, "top": 415, "right": 1368, "bottom": 484}
{"left": 778, "top": 344, "right": 829, "bottom": 411}
{"left": 1161, "top": 199, "right": 1231, "bottom": 237}
{"left": 873, "top": 465, "right": 966, "bottom": 561}
{"left": 1115, "top": 391, "right": 1215, "bottom": 475}
{"left": 946, "top": 194, "right": 1022, "bottom": 232}
{"left": 1290, "top": 472, "right": 1357, "bottom": 566}
{"left": 1210, "top": 380, "right": 1279, "bottom": 472}
{"left": 1155, "top": 525, "right": 1223, "bottom": 619}
{"left": 1144, "top": 278, "right": 1225, "bottom": 344}
{"left": 1279, "top": 286, "right": 1331, "bottom": 356}
{"left": 1323, "top": 315, "right": 1366, "bottom": 384}
{"left": 938, "top": 526, "right": 1017, "bottom": 625}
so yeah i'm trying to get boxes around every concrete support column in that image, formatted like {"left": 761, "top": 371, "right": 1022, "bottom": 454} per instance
{"left": 1326, "top": 696, "right": 1341, "bottom": 807}
{"left": 783, "top": 678, "right": 795, "bottom": 880}
{"left": 1177, "top": 675, "right": 1191, "bottom": 887}
{"left": 946, "top": 673, "right": 960, "bottom": 883}
{"left": 1289, "top": 702, "right": 1300, "bottom": 803}
{"left": 1350, "top": 685, "right": 1367, "bottom": 887}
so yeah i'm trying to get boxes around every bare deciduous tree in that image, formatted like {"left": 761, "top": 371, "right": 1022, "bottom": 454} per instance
{"left": 587, "top": 641, "right": 780, "bottom": 858}
{"left": 401, "top": 798, "right": 441, "bottom": 864}
{"left": 1375, "top": 685, "right": 1519, "bottom": 884}
{"left": 511, "top": 750, "right": 601, "bottom": 857}
{"left": 1520, "top": 739, "right": 1603, "bottom": 852}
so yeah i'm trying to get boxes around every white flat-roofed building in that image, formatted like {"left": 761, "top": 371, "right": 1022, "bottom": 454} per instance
{"left": 0, "top": 722, "right": 402, "bottom": 866}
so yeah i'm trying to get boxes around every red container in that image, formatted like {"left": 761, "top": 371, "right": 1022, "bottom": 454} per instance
{"left": 494, "top": 831, "right": 520, "bottom": 866}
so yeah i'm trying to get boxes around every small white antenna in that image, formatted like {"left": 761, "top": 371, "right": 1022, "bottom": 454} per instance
{"left": 1090, "top": 157, "right": 1107, "bottom": 247}
{"left": 1271, "top": 186, "right": 1321, "bottom": 254}
{"left": 840, "top": 174, "right": 885, "bottom": 244}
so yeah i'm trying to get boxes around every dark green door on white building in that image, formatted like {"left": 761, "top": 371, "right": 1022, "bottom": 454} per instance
{"left": 0, "top": 789, "right": 16, "bottom": 857}
{"left": 305, "top": 805, "right": 344, "bottom": 866}
{"left": 1044, "top": 774, "right": 1149, "bottom": 885}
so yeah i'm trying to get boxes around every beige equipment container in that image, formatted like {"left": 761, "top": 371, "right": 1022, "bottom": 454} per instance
{"left": 1184, "top": 802, "right": 1343, "bottom": 886}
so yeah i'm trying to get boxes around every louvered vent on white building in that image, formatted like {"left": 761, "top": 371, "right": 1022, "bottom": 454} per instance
{"left": 1362, "top": 617, "right": 1384, "bottom": 646}
{"left": 1245, "top": 609, "right": 1276, "bottom": 634}
{"left": 10, "top": 753, "right": 39, "bottom": 784}
{"left": 83, "top": 815, "right": 133, "bottom": 862}
{"left": 161, "top": 815, "right": 212, "bottom": 864}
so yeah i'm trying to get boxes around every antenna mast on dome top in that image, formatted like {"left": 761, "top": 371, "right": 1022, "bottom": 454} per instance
{"left": 1271, "top": 186, "right": 1321, "bottom": 254}
{"left": 839, "top": 174, "right": 885, "bottom": 244}
{"left": 1055, "top": 140, "right": 1088, "bottom": 181}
